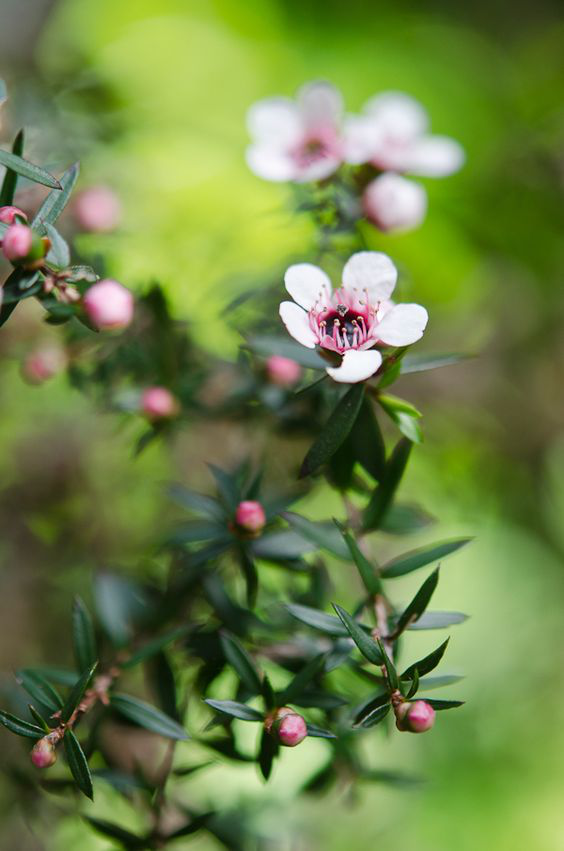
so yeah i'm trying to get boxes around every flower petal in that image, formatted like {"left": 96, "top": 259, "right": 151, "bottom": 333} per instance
{"left": 342, "top": 251, "right": 398, "bottom": 303}
{"left": 363, "top": 91, "right": 428, "bottom": 140}
{"left": 363, "top": 173, "right": 427, "bottom": 233}
{"left": 326, "top": 349, "right": 382, "bottom": 384}
{"left": 403, "top": 135, "right": 465, "bottom": 177}
{"left": 375, "top": 303, "right": 428, "bottom": 346}
{"left": 297, "top": 81, "right": 343, "bottom": 130}
{"left": 246, "top": 145, "right": 297, "bottom": 182}
{"left": 342, "top": 114, "right": 382, "bottom": 164}
{"left": 246, "top": 97, "right": 301, "bottom": 145}
{"left": 284, "top": 263, "right": 331, "bottom": 310}
{"left": 295, "top": 155, "right": 342, "bottom": 183}
{"left": 279, "top": 301, "right": 317, "bottom": 348}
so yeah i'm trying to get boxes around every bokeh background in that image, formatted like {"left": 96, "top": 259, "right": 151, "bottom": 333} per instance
{"left": 1, "top": 0, "right": 564, "bottom": 848}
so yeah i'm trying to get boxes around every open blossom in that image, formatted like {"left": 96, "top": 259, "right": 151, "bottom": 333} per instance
{"left": 279, "top": 251, "right": 428, "bottom": 383}
{"left": 246, "top": 81, "right": 345, "bottom": 183}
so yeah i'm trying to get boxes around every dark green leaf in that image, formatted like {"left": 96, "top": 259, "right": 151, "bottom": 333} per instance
{"left": 381, "top": 537, "right": 473, "bottom": 578}
{"left": 380, "top": 503, "right": 435, "bottom": 535}
{"left": 16, "top": 669, "right": 63, "bottom": 714}
{"left": 26, "top": 667, "right": 78, "bottom": 687}
{"left": 208, "top": 464, "right": 240, "bottom": 511}
{"left": 149, "top": 651, "right": 178, "bottom": 720}
{"left": 405, "top": 668, "right": 420, "bottom": 699}
{"left": 363, "top": 438, "right": 412, "bottom": 531}
{"left": 292, "top": 691, "right": 347, "bottom": 710}
{"left": 220, "top": 632, "right": 262, "bottom": 695}
{"left": 0, "top": 149, "right": 61, "bottom": 189}
{"left": 32, "top": 162, "right": 79, "bottom": 232}
{"left": 300, "top": 384, "right": 365, "bottom": 478}
{"left": 61, "top": 661, "right": 98, "bottom": 722}
{"left": 168, "top": 521, "right": 227, "bottom": 545}
{"left": 0, "top": 710, "right": 43, "bottom": 739}
{"left": 353, "top": 691, "right": 389, "bottom": 725}
{"left": 376, "top": 638, "right": 399, "bottom": 689}
{"left": 28, "top": 705, "right": 50, "bottom": 732}
{"left": 72, "top": 596, "right": 97, "bottom": 673}
{"left": 332, "top": 604, "right": 383, "bottom": 665}
{"left": 204, "top": 699, "right": 263, "bottom": 722}
{"left": 239, "top": 547, "right": 258, "bottom": 608}
{"left": 356, "top": 703, "right": 390, "bottom": 729}
{"left": 122, "top": 627, "right": 188, "bottom": 668}
{"left": 418, "top": 674, "right": 464, "bottom": 691}
{"left": 84, "top": 817, "right": 148, "bottom": 848}
{"left": 423, "top": 698, "right": 465, "bottom": 710}
{"left": 167, "top": 484, "right": 225, "bottom": 520}
{"left": 334, "top": 520, "right": 382, "bottom": 594}
{"left": 282, "top": 512, "right": 349, "bottom": 560}
{"left": 110, "top": 693, "right": 189, "bottom": 740}
{"left": 401, "top": 639, "right": 450, "bottom": 681}
{"left": 285, "top": 603, "right": 349, "bottom": 637}
{"left": 278, "top": 653, "right": 327, "bottom": 704}
{"left": 64, "top": 730, "right": 93, "bottom": 800}
{"left": 0, "top": 268, "right": 25, "bottom": 327}
{"left": 350, "top": 396, "right": 386, "bottom": 481}
{"left": 305, "top": 723, "right": 336, "bottom": 739}
{"left": 395, "top": 568, "right": 440, "bottom": 635}
{"left": 0, "top": 129, "right": 24, "bottom": 206}
{"left": 407, "top": 611, "right": 469, "bottom": 630}
{"left": 261, "top": 675, "right": 276, "bottom": 711}
{"left": 45, "top": 223, "right": 70, "bottom": 267}
{"left": 400, "top": 353, "right": 472, "bottom": 374}
{"left": 251, "top": 529, "right": 316, "bottom": 560}
{"left": 258, "top": 727, "right": 278, "bottom": 781}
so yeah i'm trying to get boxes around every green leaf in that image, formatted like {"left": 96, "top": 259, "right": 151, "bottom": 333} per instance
{"left": 305, "top": 723, "right": 336, "bottom": 739}
{"left": 251, "top": 529, "right": 316, "bottom": 560}
{"left": 334, "top": 520, "right": 382, "bottom": 594}
{"left": 418, "top": 674, "right": 465, "bottom": 691}
{"left": 0, "top": 710, "right": 43, "bottom": 739}
{"left": 220, "top": 632, "right": 262, "bottom": 695}
{"left": 350, "top": 396, "right": 386, "bottom": 482}
{"left": 26, "top": 666, "right": 78, "bottom": 687}
{"left": 246, "top": 334, "right": 327, "bottom": 370}
{"left": 356, "top": 702, "right": 391, "bottom": 729}
{"left": 0, "top": 149, "right": 61, "bottom": 190}
{"left": 293, "top": 691, "right": 348, "bottom": 710}
{"left": 278, "top": 653, "right": 327, "bottom": 704}
{"left": 258, "top": 727, "right": 278, "bottom": 781}
{"left": 261, "top": 675, "right": 276, "bottom": 711}
{"left": 72, "top": 596, "right": 97, "bottom": 674}
{"left": 378, "top": 394, "right": 422, "bottom": 418}
{"left": 405, "top": 668, "right": 420, "bottom": 699}
{"left": 32, "top": 162, "right": 79, "bottom": 232}
{"left": 282, "top": 512, "right": 349, "bottom": 560}
{"left": 239, "top": 547, "right": 258, "bottom": 608}
{"left": 110, "top": 693, "right": 189, "bottom": 740}
{"left": 363, "top": 438, "right": 412, "bottom": 531}
{"left": 400, "top": 353, "right": 472, "bottom": 374}
{"left": 300, "top": 384, "right": 365, "bottom": 478}
{"left": 380, "top": 503, "right": 435, "bottom": 535}
{"left": 285, "top": 603, "right": 349, "bottom": 637}
{"left": 0, "top": 129, "right": 24, "bottom": 206}
{"left": 45, "top": 223, "right": 70, "bottom": 268}
{"left": 332, "top": 604, "right": 383, "bottom": 665}
{"left": 61, "top": 661, "right": 98, "bottom": 723}
{"left": 407, "top": 611, "right": 469, "bottom": 630}
{"left": 381, "top": 537, "right": 473, "bottom": 578}
{"left": 122, "top": 626, "right": 188, "bottom": 668}
{"left": 423, "top": 698, "right": 465, "bottom": 710}
{"left": 83, "top": 817, "right": 148, "bottom": 848}
{"left": 167, "top": 484, "right": 225, "bottom": 520}
{"left": 208, "top": 464, "right": 240, "bottom": 511}
{"left": 376, "top": 638, "right": 399, "bottom": 689}
{"left": 16, "top": 669, "right": 63, "bottom": 714}
{"left": 28, "top": 705, "right": 50, "bottom": 732}
{"left": 204, "top": 699, "right": 263, "bottom": 722}
{"left": 401, "top": 639, "right": 450, "bottom": 681}
{"left": 0, "top": 268, "right": 26, "bottom": 327}
{"left": 395, "top": 568, "right": 440, "bottom": 636}
{"left": 64, "top": 730, "right": 93, "bottom": 800}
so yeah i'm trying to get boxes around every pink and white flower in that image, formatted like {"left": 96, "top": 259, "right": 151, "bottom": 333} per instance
{"left": 246, "top": 82, "right": 345, "bottom": 183}
{"left": 279, "top": 251, "right": 427, "bottom": 384}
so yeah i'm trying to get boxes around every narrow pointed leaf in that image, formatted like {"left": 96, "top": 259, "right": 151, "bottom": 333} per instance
{"left": 333, "top": 604, "right": 383, "bottom": 665}
{"left": 16, "top": 669, "right": 63, "bottom": 713}
{"left": 246, "top": 334, "right": 327, "bottom": 369}
{"left": 278, "top": 653, "right": 327, "bottom": 704}
{"left": 45, "top": 223, "right": 70, "bottom": 267}
{"left": 167, "top": 484, "right": 225, "bottom": 520}
{"left": 0, "top": 710, "right": 43, "bottom": 739}
{"left": 334, "top": 520, "right": 382, "bottom": 594}
{"left": 122, "top": 626, "right": 188, "bottom": 668}
{"left": 382, "top": 538, "right": 473, "bottom": 578}
{"left": 376, "top": 638, "right": 399, "bottom": 690}
{"left": 305, "top": 723, "right": 336, "bottom": 739}
{"left": 423, "top": 698, "right": 465, "bottom": 710}
{"left": 220, "top": 632, "right": 262, "bottom": 695}
{"left": 110, "top": 693, "right": 189, "bottom": 740}
{"left": 300, "top": 384, "right": 365, "bottom": 478}
{"left": 32, "top": 162, "right": 79, "bottom": 232}
{"left": 395, "top": 567, "right": 440, "bottom": 636}
{"left": 363, "top": 438, "right": 412, "bottom": 531}
{"left": 28, "top": 705, "right": 50, "bottom": 732}
{"left": 204, "top": 699, "right": 263, "bottom": 722}
{"left": 407, "top": 611, "right": 469, "bottom": 630}
{"left": 400, "top": 353, "right": 472, "bottom": 374}
{"left": 84, "top": 817, "right": 148, "bottom": 848}
{"left": 64, "top": 730, "right": 93, "bottom": 800}
{"left": 401, "top": 639, "right": 450, "bottom": 681}
{"left": 282, "top": 512, "right": 349, "bottom": 560}
{"left": 0, "top": 129, "right": 24, "bottom": 205}
{"left": 285, "top": 603, "right": 349, "bottom": 637}
{"left": 61, "top": 661, "right": 98, "bottom": 722}
{"left": 258, "top": 727, "right": 278, "bottom": 780}
{"left": 357, "top": 703, "right": 390, "bottom": 729}
{"left": 0, "top": 149, "right": 61, "bottom": 189}
{"left": 72, "top": 596, "right": 97, "bottom": 673}
{"left": 418, "top": 674, "right": 465, "bottom": 691}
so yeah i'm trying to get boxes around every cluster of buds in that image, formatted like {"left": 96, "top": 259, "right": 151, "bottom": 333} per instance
{"left": 233, "top": 500, "right": 266, "bottom": 537}
{"left": 264, "top": 707, "right": 308, "bottom": 747}
{"left": 394, "top": 699, "right": 436, "bottom": 734}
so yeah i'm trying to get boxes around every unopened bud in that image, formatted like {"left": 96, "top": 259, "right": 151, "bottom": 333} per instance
{"left": 363, "top": 173, "right": 427, "bottom": 233}
{"left": 266, "top": 355, "right": 302, "bottom": 387}
{"left": 0, "top": 205, "right": 27, "bottom": 224}
{"left": 2, "top": 223, "right": 45, "bottom": 265}
{"left": 22, "top": 346, "right": 67, "bottom": 385}
{"left": 265, "top": 707, "right": 308, "bottom": 748}
{"left": 234, "top": 500, "right": 266, "bottom": 535}
{"left": 74, "top": 186, "right": 122, "bottom": 233}
{"left": 141, "top": 386, "right": 179, "bottom": 420}
{"left": 31, "top": 736, "right": 57, "bottom": 768}
{"left": 396, "top": 699, "right": 435, "bottom": 733}
{"left": 83, "top": 279, "right": 134, "bottom": 330}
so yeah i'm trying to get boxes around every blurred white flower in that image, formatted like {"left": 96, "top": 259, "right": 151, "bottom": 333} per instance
{"left": 362, "top": 172, "right": 427, "bottom": 233}
{"left": 279, "top": 251, "right": 428, "bottom": 383}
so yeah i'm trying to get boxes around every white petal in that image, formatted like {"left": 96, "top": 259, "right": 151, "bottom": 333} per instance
{"left": 375, "top": 303, "right": 428, "bottom": 346}
{"left": 363, "top": 91, "right": 428, "bottom": 140}
{"left": 297, "top": 81, "right": 343, "bottom": 130}
{"left": 246, "top": 97, "right": 301, "bottom": 145}
{"left": 284, "top": 263, "right": 331, "bottom": 310}
{"left": 279, "top": 301, "right": 316, "bottom": 348}
{"left": 342, "top": 251, "right": 398, "bottom": 303}
{"left": 245, "top": 145, "right": 297, "bottom": 182}
{"left": 342, "top": 114, "right": 382, "bottom": 164}
{"left": 363, "top": 174, "right": 427, "bottom": 233}
{"left": 295, "top": 155, "right": 341, "bottom": 183}
{"left": 326, "top": 349, "right": 382, "bottom": 383}
{"left": 403, "top": 135, "right": 465, "bottom": 177}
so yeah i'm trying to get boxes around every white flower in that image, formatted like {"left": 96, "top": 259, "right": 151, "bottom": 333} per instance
{"left": 246, "top": 82, "right": 345, "bottom": 183}
{"left": 344, "top": 91, "right": 464, "bottom": 177}
{"left": 279, "top": 251, "right": 428, "bottom": 384}
{"left": 362, "top": 173, "right": 427, "bottom": 233}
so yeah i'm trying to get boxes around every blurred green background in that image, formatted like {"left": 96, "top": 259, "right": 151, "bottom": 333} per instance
{"left": 1, "top": 0, "right": 564, "bottom": 848}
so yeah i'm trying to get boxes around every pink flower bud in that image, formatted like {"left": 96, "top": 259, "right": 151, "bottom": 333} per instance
{"left": 396, "top": 700, "right": 435, "bottom": 733}
{"left": 22, "top": 346, "right": 67, "bottom": 385}
{"left": 234, "top": 500, "right": 266, "bottom": 534}
{"left": 266, "top": 355, "right": 302, "bottom": 387}
{"left": 141, "top": 386, "right": 179, "bottom": 420}
{"left": 265, "top": 707, "right": 307, "bottom": 747}
{"left": 0, "top": 205, "right": 27, "bottom": 224}
{"left": 83, "top": 279, "right": 134, "bottom": 330}
{"left": 2, "top": 222, "right": 33, "bottom": 261}
{"left": 74, "top": 186, "right": 122, "bottom": 233}
{"left": 363, "top": 173, "right": 427, "bottom": 233}
{"left": 31, "top": 737, "right": 57, "bottom": 768}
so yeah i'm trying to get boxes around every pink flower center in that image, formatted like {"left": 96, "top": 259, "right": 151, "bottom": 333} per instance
{"left": 292, "top": 127, "right": 341, "bottom": 169}
{"left": 308, "top": 288, "right": 382, "bottom": 354}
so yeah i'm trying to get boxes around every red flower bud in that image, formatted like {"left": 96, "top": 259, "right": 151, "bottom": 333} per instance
{"left": 22, "top": 346, "right": 66, "bottom": 385}
{"left": 2, "top": 223, "right": 34, "bottom": 262}
{"left": 265, "top": 707, "right": 308, "bottom": 747}
{"left": 266, "top": 355, "right": 302, "bottom": 387}
{"left": 234, "top": 500, "right": 266, "bottom": 534}
{"left": 83, "top": 279, "right": 134, "bottom": 330}
{"left": 0, "top": 205, "right": 27, "bottom": 224}
{"left": 141, "top": 386, "right": 179, "bottom": 420}
{"left": 396, "top": 700, "right": 435, "bottom": 733}
{"left": 31, "top": 736, "right": 57, "bottom": 768}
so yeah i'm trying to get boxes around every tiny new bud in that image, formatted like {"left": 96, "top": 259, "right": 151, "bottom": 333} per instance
{"left": 265, "top": 707, "right": 308, "bottom": 748}
{"left": 266, "top": 355, "right": 302, "bottom": 387}
{"left": 74, "top": 186, "right": 122, "bottom": 233}
{"left": 234, "top": 500, "right": 266, "bottom": 534}
{"left": 363, "top": 173, "right": 427, "bottom": 233}
{"left": 396, "top": 700, "right": 435, "bottom": 733}
{"left": 31, "top": 736, "right": 57, "bottom": 768}
{"left": 83, "top": 279, "right": 134, "bottom": 330}
{"left": 0, "top": 205, "right": 27, "bottom": 224}
{"left": 141, "top": 386, "right": 179, "bottom": 420}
